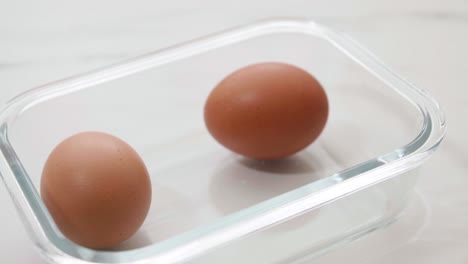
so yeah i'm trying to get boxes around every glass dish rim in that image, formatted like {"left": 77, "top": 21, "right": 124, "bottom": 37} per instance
{"left": 0, "top": 18, "right": 446, "bottom": 264}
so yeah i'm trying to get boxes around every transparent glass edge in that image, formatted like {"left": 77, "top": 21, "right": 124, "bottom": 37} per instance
{"left": 0, "top": 19, "right": 446, "bottom": 264}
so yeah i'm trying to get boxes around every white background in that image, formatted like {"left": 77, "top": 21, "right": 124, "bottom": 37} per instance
{"left": 1, "top": 0, "right": 467, "bottom": 263}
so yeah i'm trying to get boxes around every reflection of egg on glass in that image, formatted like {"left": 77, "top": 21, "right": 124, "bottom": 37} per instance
{"left": 204, "top": 62, "right": 329, "bottom": 160}
{"left": 41, "top": 131, "right": 152, "bottom": 249}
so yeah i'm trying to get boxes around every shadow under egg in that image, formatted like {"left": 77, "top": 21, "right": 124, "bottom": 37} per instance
{"left": 109, "top": 183, "right": 195, "bottom": 251}
{"left": 110, "top": 231, "right": 153, "bottom": 251}
{"left": 209, "top": 153, "right": 324, "bottom": 232}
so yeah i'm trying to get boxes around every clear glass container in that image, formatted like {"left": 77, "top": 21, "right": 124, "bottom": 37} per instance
{"left": 0, "top": 19, "right": 445, "bottom": 264}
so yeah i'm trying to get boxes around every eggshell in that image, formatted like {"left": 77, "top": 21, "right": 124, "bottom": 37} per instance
{"left": 204, "top": 62, "right": 328, "bottom": 160}
{"left": 41, "top": 131, "right": 152, "bottom": 249}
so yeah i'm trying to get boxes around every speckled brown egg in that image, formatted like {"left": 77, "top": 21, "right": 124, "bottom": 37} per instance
{"left": 41, "top": 131, "right": 152, "bottom": 249}
{"left": 204, "top": 62, "right": 329, "bottom": 160}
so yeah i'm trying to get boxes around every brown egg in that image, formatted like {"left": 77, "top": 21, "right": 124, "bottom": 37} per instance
{"left": 204, "top": 62, "right": 328, "bottom": 160}
{"left": 41, "top": 131, "right": 152, "bottom": 249}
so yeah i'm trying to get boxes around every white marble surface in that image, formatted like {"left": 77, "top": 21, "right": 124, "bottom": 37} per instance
{"left": 0, "top": 0, "right": 467, "bottom": 263}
